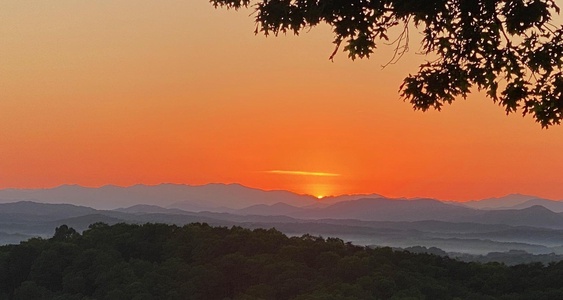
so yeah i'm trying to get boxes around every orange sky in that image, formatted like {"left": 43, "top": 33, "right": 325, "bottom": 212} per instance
{"left": 1, "top": 1, "right": 563, "bottom": 201}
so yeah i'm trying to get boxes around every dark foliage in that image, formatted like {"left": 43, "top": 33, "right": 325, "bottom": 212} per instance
{"left": 211, "top": 0, "right": 563, "bottom": 127}
{"left": 1, "top": 223, "right": 563, "bottom": 299}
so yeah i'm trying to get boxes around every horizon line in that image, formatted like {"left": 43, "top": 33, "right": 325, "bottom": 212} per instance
{"left": 0, "top": 182, "right": 553, "bottom": 202}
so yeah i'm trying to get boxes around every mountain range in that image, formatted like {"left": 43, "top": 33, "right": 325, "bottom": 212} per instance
{"left": 0, "top": 183, "right": 319, "bottom": 210}
{"left": 2, "top": 183, "right": 561, "bottom": 211}
{"left": 1, "top": 184, "right": 563, "bottom": 256}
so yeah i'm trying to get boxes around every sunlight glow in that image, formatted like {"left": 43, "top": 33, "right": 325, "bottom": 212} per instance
{"left": 265, "top": 170, "right": 341, "bottom": 177}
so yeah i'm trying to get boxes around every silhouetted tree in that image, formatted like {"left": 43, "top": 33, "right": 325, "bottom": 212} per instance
{"left": 51, "top": 225, "right": 79, "bottom": 242}
{"left": 211, "top": 0, "right": 563, "bottom": 127}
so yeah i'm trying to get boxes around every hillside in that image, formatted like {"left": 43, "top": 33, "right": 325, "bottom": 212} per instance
{"left": 4, "top": 201, "right": 563, "bottom": 255}
{"left": 2, "top": 223, "right": 563, "bottom": 299}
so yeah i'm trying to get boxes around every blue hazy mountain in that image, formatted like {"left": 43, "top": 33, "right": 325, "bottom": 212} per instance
{"left": 0, "top": 183, "right": 318, "bottom": 210}
{"left": 461, "top": 194, "right": 541, "bottom": 209}
{"left": 510, "top": 198, "right": 563, "bottom": 212}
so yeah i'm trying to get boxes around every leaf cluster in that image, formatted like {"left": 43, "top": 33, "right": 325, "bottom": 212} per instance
{"left": 211, "top": 0, "right": 563, "bottom": 127}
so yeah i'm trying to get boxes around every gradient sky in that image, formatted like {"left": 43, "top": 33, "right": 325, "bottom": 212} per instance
{"left": 2, "top": 1, "right": 563, "bottom": 200}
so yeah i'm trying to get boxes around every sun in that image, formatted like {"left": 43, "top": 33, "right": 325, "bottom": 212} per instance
{"left": 317, "top": 195, "right": 324, "bottom": 200}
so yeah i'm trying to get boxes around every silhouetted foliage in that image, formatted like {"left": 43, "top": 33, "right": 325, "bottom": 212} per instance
{"left": 1, "top": 223, "right": 563, "bottom": 299}
{"left": 211, "top": 0, "right": 563, "bottom": 127}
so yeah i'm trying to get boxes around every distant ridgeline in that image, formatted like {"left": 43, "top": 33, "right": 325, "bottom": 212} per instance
{"left": 1, "top": 223, "right": 563, "bottom": 299}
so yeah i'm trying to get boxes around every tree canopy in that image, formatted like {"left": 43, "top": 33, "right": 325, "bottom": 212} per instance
{"left": 211, "top": 0, "right": 563, "bottom": 127}
{"left": 2, "top": 222, "right": 563, "bottom": 299}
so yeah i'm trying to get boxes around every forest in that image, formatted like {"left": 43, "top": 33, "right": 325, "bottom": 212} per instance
{"left": 1, "top": 223, "right": 563, "bottom": 300}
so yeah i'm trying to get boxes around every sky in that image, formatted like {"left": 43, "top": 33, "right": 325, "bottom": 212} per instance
{"left": 1, "top": 1, "right": 563, "bottom": 200}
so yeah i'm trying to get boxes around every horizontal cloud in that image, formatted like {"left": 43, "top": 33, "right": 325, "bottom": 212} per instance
{"left": 264, "top": 170, "right": 341, "bottom": 177}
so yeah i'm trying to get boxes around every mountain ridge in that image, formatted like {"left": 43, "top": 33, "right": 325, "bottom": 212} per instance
{"left": 3, "top": 200, "right": 563, "bottom": 255}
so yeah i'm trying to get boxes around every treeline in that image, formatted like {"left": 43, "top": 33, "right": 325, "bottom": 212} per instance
{"left": 403, "top": 246, "right": 563, "bottom": 266}
{"left": 1, "top": 223, "right": 563, "bottom": 299}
